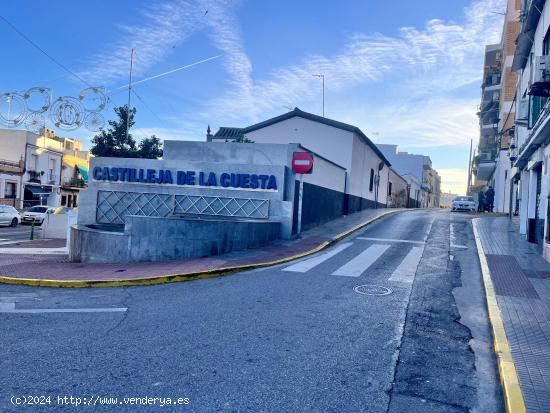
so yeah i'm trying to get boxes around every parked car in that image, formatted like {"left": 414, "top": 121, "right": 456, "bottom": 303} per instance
{"left": 451, "top": 196, "right": 476, "bottom": 212}
{"left": 0, "top": 205, "right": 21, "bottom": 227}
{"left": 20, "top": 206, "right": 54, "bottom": 225}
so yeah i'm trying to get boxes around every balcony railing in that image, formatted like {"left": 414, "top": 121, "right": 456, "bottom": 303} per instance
{"left": 27, "top": 170, "right": 42, "bottom": 183}
{"left": 63, "top": 177, "right": 86, "bottom": 188}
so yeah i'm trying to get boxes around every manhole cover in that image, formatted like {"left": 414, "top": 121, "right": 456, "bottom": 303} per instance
{"left": 353, "top": 285, "right": 393, "bottom": 296}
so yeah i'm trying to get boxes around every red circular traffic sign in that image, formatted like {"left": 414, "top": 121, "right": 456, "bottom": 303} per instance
{"left": 292, "top": 152, "right": 314, "bottom": 174}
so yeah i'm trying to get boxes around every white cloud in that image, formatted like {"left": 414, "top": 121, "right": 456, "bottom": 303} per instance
{"left": 77, "top": 0, "right": 235, "bottom": 86}
{"left": 203, "top": 0, "right": 505, "bottom": 128}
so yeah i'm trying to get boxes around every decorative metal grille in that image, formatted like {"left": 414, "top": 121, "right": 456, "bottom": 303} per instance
{"left": 96, "top": 190, "right": 270, "bottom": 224}
{"left": 97, "top": 191, "right": 173, "bottom": 224}
{"left": 174, "top": 195, "right": 269, "bottom": 219}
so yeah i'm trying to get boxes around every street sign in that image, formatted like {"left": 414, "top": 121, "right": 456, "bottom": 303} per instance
{"left": 292, "top": 152, "right": 314, "bottom": 174}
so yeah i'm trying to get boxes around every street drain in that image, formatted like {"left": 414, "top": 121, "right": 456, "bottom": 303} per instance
{"left": 353, "top": 285, "right": 393, "bottom": 296}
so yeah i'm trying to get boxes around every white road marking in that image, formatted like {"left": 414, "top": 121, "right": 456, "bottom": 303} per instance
{"left": 356, "top": 237, "right": 425, "bottom": 245}
{"left": 424, "top": 219, "right": 435, "bottom": 242}
{"left": 332, "top": 244, "right": 390, "bottom": 277}
{"left": 1, "top": 307, "right": 127, "bottom": 314}
{"left": 451, "top": 244, "right": 468, "bottom": 250}
{"left": 388, "top": 246, "right": 425, "bottom": 283}
{"left": 283, "top": 242, "right": 353, "bottom": 273}
{"left": 0, "top": 247, "right": 67, "bottom": 255}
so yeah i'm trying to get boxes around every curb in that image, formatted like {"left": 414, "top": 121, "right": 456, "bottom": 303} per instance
{"left": 0, "top": 209, "right": 405, "bottom": 288}
{"left": 472, "top": 219, "right": 526, "bottom": 413}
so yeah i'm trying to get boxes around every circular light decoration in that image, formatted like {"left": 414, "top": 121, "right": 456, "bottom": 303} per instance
{"left": 84, "top": 112, "right": 105, "bottom": 132}
{"left": 79, "top": 87, "right": 107, "bottom": 112}
{"left": 50, "top": 96, "right": 83, "bottom": 130}
{"left": 24, "top": 87, "right": 51, "bottom": 113}
{"left": 24, "top": 113, "right": 46, "bottom": 134}
{"left": 0, "top": 92, "right": 27, "bottom": 127}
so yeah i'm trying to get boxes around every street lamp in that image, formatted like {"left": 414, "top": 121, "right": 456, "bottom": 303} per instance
{"left": 312, "top": 74, "right": 325, "bottom": 117}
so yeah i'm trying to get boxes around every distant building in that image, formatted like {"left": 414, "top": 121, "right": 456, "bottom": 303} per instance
{"left": 0, "top": 129, "right": 89, "bottom": 208}
{"left": 376, "top": 144, "right": 441, "bottom": 208}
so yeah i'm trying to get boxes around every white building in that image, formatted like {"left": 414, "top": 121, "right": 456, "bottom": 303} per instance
{"left": 376, "top": 144, "right": 441, "bottom": 207}
{"left": 212, "top": 108, "right": 392, "bottom": 213}
{"left": 0, "top": 129, "right": 89, "bottom": 208}
{"left": 510, "top": 0, "right": 550, "bottom": 258}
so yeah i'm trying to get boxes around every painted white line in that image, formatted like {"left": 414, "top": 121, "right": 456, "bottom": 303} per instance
{"left": 0, "top": 302, "right": 15, "bottom": 311}
{"left": 389, "top": 246, "right": 425, "bottom": 283}
{"left": 0, "top": 247, "right": 67, "bottom": 255}
{"left": 424, "top": 219, "right": 435, "bottom": 242}
{"left": 451, "top": 244, "right": 468, "bottom": 250}
{"left": 356, "top": 237, "right": 425, "bottom": 245}
{"left": 1, "top": 307, "right": 128, "bottom": 314}
{"left": 332, "top": 244, "right": 390, "bottom": 277}
{"left": 283, "top": 242, "right": 353, "bottom": 273}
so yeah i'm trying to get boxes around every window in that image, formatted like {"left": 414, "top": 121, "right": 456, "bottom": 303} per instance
{"left": 544, "top": 26, "right": 550, "bottom": 56}
{"left": 61, "top": 195, "right": 67, "bottom": 206}
{"left": 388, "top": 182, "right": 393, "bottom": 196}
{"left": 30, "top": 154, "right": 38, "bottom": 171}
{"left": 5, "top": 182, "right": 16, "bottom": 198}
{"left": 369, "top": 169, "right": 375, "bottom": 192}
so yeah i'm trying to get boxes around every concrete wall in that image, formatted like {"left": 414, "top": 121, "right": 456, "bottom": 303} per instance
{"left": 70, "top": 216, "right": 280, "bottom": 263}
{"left": 79, "top": 142, "right": 293, "bottom": 238}
{"left": 388, "top": 168, "right": 408, "bottom": 208}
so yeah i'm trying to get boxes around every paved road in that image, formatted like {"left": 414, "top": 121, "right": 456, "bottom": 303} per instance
{"left": 0, "top": 210, "right": 503, "bottom": 412}
{"left": 0, "top": 225, "right": 32, "bottom": 244}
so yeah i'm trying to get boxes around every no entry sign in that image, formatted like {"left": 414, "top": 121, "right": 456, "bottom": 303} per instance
{"left": 292, "top": 152, "right": 314, "bottom": 174}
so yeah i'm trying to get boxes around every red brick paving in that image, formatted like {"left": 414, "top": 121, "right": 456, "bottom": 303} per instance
{"left": 0, "top": 209, "right": 401, "bottom": 282}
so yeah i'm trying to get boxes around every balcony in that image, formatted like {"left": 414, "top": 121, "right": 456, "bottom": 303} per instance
{"left": 63, "top": 177, "right": 86, "bottom": 188}
{"left": 0, "top": 158, "right": 23, "bottom": 174}
{"left": 27, "top": 170, "right": 42, "bottom": 183}
{"left": 473, "top": 152, "right": 496, "bottom": 181}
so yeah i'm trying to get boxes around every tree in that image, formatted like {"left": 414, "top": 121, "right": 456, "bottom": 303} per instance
{"left": 138, "top": 135, "right": 163, "bottom": 159}
{"left": 90, "top": 105, "right": 163, "bottom": 159}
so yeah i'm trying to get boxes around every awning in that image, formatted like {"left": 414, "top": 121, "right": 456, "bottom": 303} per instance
{"left": 77, "top": 165, "right": 89, "bottom": 182}
{"left": 25, "top": 185, "right": 52, "bottom": 196}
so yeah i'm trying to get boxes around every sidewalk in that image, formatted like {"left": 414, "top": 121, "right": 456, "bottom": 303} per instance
{"left": 0, "top": 208, "right": 404, "bottom": 286}
{"left": 475, "top": 217, "right": 550, "bottom": 413}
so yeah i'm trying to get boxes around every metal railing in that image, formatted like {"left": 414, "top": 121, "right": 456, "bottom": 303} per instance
{"left": 96, "top": 190, "right": 270, "bottom": 224}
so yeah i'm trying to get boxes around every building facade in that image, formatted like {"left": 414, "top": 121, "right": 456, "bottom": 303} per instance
{"left": 376, "top": 144, "right": 441, "bottom": 208}
{"left": 472, "top": 44, "right": 502, "bottom": 194}
{"left": 0, "top": 129, "right": 89, "bottom": 208}
{"left": 510, "top": 0, "right": 550, "bottom": 259}
{"left": 212, "top": 108, "right": 393, "bottom": 213}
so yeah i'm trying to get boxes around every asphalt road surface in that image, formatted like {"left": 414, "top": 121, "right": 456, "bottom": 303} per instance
{"left": 0, "top": 224, "right": 32, "bottom": 244}
{"left": 0, "top": 210, "right": 503, "bottom": 412}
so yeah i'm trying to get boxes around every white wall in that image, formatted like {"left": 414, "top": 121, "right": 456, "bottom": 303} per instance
{"left": 246, "top": 116, "right": 388, "bottom": 203}
{"left": 301, "top": 151, "right": 346, "bottom": 193}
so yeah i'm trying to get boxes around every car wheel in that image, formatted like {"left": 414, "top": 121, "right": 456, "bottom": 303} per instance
{"left": 10, "top": 218, "right": 17, "bottom": 227}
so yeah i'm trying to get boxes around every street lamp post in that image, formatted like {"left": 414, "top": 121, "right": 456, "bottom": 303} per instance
{"left": 312, "top": 74, "right": 325, "bottom": 117}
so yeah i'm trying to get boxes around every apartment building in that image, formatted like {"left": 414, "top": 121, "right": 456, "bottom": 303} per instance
{"left": 472, "top": 44, "right": 502, "bottom": 193}
{"left": 510, "top": 0, "right": 550, "bottom": 259}
{"left": 493, "top": 0, "right": 521, "bottom": 213}
{"left": 377, "top": 144, "right": 441, "bottom": 208}
{"left": 0, "top": 129, "right": 89, "bottom": 208}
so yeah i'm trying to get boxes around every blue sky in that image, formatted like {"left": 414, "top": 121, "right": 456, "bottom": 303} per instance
{"left": 1, "top": 0, "right": 505, "bottom": 194}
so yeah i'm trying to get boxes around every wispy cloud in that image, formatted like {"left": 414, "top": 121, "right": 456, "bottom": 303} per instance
{"left": 204, "top": 0, "right": 505, "bottom": 141}
{"left": 77, "top": 0, "right": 227, "bottom": 85}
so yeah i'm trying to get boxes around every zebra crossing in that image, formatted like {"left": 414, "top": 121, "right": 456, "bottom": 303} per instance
{"left": 283, "top": 237, "right": 426, "bottom": 282}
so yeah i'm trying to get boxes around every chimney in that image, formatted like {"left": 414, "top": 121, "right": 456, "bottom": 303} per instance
{"left": 206, "top": 125, "right": 213, "bottom": 142}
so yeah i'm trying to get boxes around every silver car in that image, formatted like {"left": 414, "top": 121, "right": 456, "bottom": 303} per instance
{"left": 0, "top": 205, "right": 21, "bottom": 227}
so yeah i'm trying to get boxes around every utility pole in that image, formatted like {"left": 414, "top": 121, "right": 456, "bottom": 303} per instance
{"left": 126, "top": 48, "right": 134, "bottom": 142}
{"left": 312, "top": 74, "right": 325, "bottom": 117}
{"left": 466, "top": 138, "right": 473, "bottom": 195}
